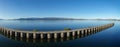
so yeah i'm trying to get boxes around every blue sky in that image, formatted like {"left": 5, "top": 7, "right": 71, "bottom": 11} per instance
{"left": 0, "top": 0, "right": 120, "bottom": 19}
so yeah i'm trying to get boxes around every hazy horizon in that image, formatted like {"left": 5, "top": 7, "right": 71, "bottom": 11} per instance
{"left": 0, "top": 17, "right": 119, "bottom": 20}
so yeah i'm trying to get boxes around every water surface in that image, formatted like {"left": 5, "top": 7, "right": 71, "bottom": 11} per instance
{"left": 0, "top": 20, "right": 120, "bottom": 47}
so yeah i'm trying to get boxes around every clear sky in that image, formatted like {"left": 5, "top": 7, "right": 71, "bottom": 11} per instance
{"left": 0, "top": 0, "right": 120, "bottom": 19}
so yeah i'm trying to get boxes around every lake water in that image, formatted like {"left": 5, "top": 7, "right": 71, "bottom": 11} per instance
{"left": 0, "top": 20, "right": 120, "bottom": 47}
{"left": 0, "top": 20, "right": 114, "bottom": 31}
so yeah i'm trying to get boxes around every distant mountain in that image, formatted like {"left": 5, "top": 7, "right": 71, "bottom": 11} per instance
{"left": 93, "top": 19, "right": 119, "bottom": 21}
{"left": 7, "top": 17, "right": 120, "bottom": 21}
{"left": 14, "top": 17, "right": 75, "bottom": 20}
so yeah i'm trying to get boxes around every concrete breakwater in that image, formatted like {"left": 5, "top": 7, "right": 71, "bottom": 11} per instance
{"left": 0, "top": 23, "right": 114, "bottom": 39}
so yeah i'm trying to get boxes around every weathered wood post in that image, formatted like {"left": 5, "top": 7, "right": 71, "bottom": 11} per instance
{"left": 10, "top": 31, "right": 12, "bottom": 36}
{"left": 77, "top": 30, "right": 80, "bottom": 35}
{"left": 33, "top": 32, "right": 36, "bottom": 39}
{"left": 85, "top": 29, "right": 88, "bottom": 34}
{"left": 81, "top": 30, "right": 84, "bottom": 34}
{"left": 54, "top": 33, "right": 57, "bottom": 39}
{"left": 47, "top": 33, "right": 50, "bottom": 39}
{"left": 67, "top": 32, "right": 69, "bottom": 37}
{"left": 15, "top": 32, "right": 17, "bottom": 37}
{"left": 40, "top": 33, "right": 43, "bottom": 39}
{"left": 20, "top": 32, "right": 23, "bottom": 38}
{"left": 26, "top": 32, "right": 29, "bottom": 38}
{"left": 60, "top": 32, "right": 64, "bottom": 38}
{"left": 72, "top": 31, "right": 75, "bottom": 36}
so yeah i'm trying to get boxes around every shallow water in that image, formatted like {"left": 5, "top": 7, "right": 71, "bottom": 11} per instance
{"left": 0, "top": 20, "right": 120, "bottom": 47}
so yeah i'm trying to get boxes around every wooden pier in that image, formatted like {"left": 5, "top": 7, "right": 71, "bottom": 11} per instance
{"left": 0, "top": 23, "right": 114, "bottom": 39}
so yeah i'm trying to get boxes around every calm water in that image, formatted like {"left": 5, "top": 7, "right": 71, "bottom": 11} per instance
{"left": 0, "top": 20, "right": 113, "bottom": 31}
{"left": 0, "top": 20, "right": 120, "bottom": 47}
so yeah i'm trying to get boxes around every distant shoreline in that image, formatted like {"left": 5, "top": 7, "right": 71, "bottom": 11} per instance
{"left": 0, "top": 17, "right": 120, "bottom": 21}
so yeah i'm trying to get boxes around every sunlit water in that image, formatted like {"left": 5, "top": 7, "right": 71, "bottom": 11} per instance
{"left": 0, "top": 20, "right": 120, "bottom": 47}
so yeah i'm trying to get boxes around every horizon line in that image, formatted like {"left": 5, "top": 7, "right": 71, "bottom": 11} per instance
{"left": 0, "top": 17, "right": 120, "bottom": 20}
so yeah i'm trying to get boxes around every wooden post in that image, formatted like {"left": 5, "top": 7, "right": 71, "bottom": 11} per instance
{"left": 20, "top": 32, "right": 23, "bottom": 38}
{"left": 10, "top": 31, "right": 12, "bottom": 36}
{"left": 15, "top": 32, "right": 17, "bottom": 37}
{"left": 77, "top": 30, "right": 80, "bottom": 35}
{"left": 47, "top": 33, "right": 50, "bottom": 39}
{"left": 40, "top": 33, "right": 43, "bottom": 39}
{"left": 85, "top": 29, "right": 88, "bottom": 34}
{"left": 26, "top": 33, "right": 29, "bottom": 38}
{"left": 33, "top": 33, "right": 36, "bottom": 39}
{"left": 67, "top": 32, "right": 69, "bottom": 37}
{"left": 88, "top": 29, "right": 91, "bottom": 32}
{"left": 60, "top": 32, "right": 64, "bottom": 38}
{"left": 54, "top": 33, "right": 57, "bottom": 39}
{"left": 81, "top": 30, "right": 84, "bottom": 34}
{"left": 72, "top": 31, "right": 75, "bottom": 36}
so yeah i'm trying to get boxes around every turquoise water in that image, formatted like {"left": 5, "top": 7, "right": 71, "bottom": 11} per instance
{"left": 0, "top": 20, "right": 119, "bottom": 47}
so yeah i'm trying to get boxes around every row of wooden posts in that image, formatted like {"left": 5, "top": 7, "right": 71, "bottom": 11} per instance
{"left": 0, "top": 23, "right": 114, "bottom": 39}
